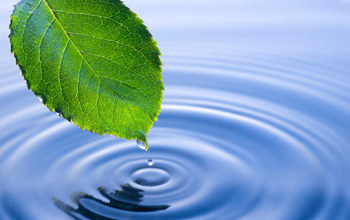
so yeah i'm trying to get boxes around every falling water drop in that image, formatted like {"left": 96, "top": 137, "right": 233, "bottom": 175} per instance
{"left": 137, "top": 140, "right": 147, "bottom": 151}
{"left": 147, "top": 159, "right": 154, "bottom": 166}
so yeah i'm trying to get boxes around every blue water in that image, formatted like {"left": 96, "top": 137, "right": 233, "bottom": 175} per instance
{"left": 1, "top": 0, "right": 350, "bottom": 219}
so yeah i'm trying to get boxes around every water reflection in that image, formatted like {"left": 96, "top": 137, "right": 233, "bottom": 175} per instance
{"left": 54, "top": 184, "right": 169, "bottom": 219}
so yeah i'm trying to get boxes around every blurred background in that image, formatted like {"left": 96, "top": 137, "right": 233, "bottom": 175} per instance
{"left": 1, "top": 0, "right": 350, "bottom": 219}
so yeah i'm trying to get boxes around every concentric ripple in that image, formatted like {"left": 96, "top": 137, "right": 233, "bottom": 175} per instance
{"left": 1, "top": 0, "right": 350, "bottom": 219}
{"left": 1, "top": 46, "right": 350, "bottom": 219}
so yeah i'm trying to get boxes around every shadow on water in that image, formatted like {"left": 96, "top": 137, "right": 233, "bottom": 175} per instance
{"left": 53, "top": 184, "right": 170, "bottom": 220}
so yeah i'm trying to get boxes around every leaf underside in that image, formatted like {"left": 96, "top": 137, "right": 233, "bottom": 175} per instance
{"left": 10, "top": 0, "right": 163, "bottom": 147}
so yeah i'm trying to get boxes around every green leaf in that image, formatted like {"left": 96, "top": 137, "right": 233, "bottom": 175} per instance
{"left": 10, "top": 0, "right": 163, "bottom": 149}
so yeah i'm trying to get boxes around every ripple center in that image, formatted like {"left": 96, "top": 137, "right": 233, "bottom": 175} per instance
{"left": 131, "top": 168, "right": 170, "bottom": 187}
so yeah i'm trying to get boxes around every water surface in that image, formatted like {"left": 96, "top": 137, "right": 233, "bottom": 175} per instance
{"left": 1, "top": 0, "right": 350, "bottom": 219}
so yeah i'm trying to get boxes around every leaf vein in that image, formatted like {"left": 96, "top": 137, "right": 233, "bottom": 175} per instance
{"left": 51, "top": 9, "right": 131, "bottom": 33}
{"left": 57, "top": 40, "right": 70, "bottom": 105}
{"left": 42, "top": 0, "right": 136, "bottom": 126}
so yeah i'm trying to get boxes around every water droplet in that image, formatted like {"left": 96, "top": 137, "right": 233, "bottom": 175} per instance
{"left": 137, "top": 140, "right": 147, "bottom": 150}
{"left": 37, "top": 95, "right": 47, "bottom": 104}
{"left": 148, "top": 159, "right": 154, "bottom": 166}
{"left": 38, "top": 96, "right": 43, "bottom": 104}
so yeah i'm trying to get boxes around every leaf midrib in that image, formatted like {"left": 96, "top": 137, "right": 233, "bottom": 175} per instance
{"left": 41, "top": 0, "right": 136, "bottom": 124}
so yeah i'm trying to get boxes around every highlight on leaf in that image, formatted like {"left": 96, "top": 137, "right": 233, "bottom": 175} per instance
{"left": 9, "top": 0, "right": 163, "bottom": 149}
